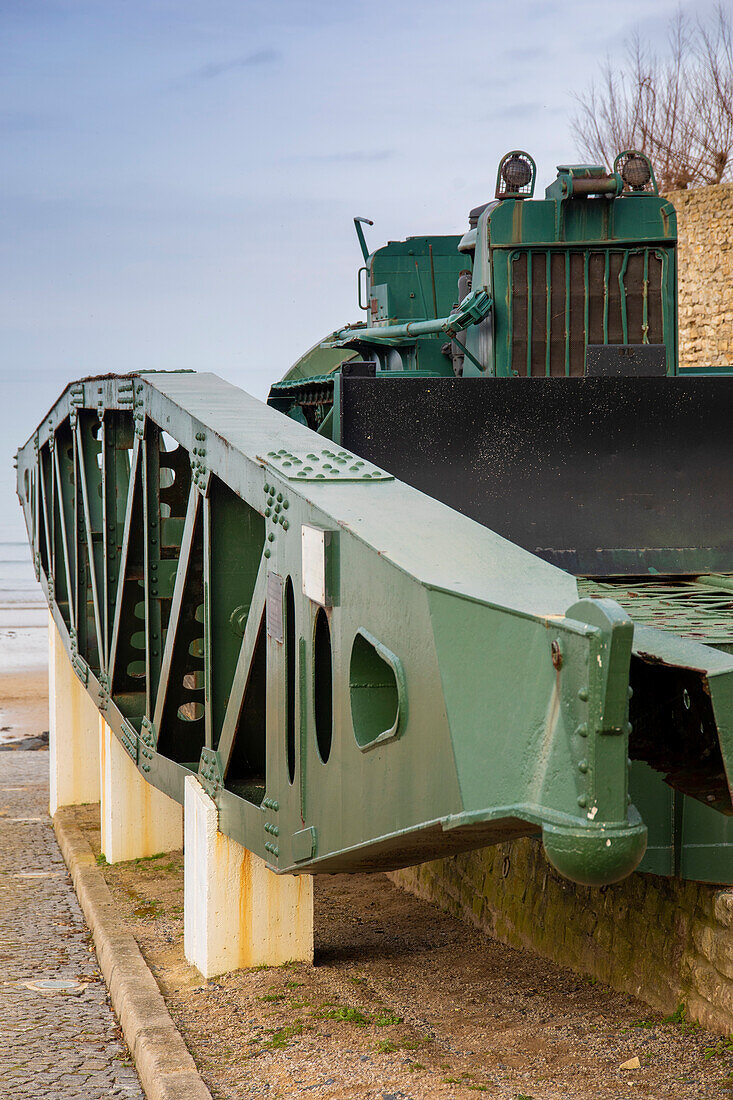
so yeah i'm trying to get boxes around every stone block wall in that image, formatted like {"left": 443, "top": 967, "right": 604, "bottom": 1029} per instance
{"left": 667, "top": 182, "right": 733, "bottom": 369}
{"left": 389, "top": 839, "right": 733, "bottom": 1036}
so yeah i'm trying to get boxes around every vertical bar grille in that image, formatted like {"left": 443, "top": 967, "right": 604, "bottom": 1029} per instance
{"left": 509, "top": 248, "right": 666, "bottom": 376}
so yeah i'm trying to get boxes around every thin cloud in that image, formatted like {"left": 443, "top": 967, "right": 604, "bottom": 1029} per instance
{"left": 177, "top": 49, "right": 279, "bottom": 85}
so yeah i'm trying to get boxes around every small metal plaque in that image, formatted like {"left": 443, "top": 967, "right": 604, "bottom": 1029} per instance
{"left": 302, "top": 526, "right": 338, "bottom": 607}
{"left": 267, "top": 572, "right": 284, "bottom": 642}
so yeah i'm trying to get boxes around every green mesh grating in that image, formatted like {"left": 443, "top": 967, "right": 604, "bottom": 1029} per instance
{"left": 577, "top": 576, "right": 733, "bottom": 645}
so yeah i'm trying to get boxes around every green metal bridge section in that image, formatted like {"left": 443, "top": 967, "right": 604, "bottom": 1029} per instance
{"left": 16, "top": 150, "right": 733, "bottom": 889}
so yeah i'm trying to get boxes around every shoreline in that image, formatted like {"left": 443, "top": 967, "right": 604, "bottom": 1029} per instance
{"left": 0, "top": 667, "right": 48, "bottom": 744}
{"left": 0, "top": 609, "right": 48, "bottom": 745}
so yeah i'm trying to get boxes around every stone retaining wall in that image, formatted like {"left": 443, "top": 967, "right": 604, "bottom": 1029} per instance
{"left": 668, "top": 182, "right": 733, "bottom": 369}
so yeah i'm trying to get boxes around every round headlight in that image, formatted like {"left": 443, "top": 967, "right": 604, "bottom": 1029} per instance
{"left": 501, "top": 154, "right": 533, "bottom": 192}
{"left": 621, "top": 154, "right": 651, "bottom": 191}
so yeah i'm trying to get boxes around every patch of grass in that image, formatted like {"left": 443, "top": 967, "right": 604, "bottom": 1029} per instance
{"left": 373, "top": 1009, "right": 402, "bottom": 1026}
{"left": 316, "top": 1006, "right": 370, "bottom": 1026}
{"left": 285, "top": 980, "right": 303, "bottom": 989}
{"left": 132, "top": 898, "right": 163, "bottom": 919}
{"left": 312, "top": 1003, "right": 403, "bottom": 1028}
{"left": 134, "top": 852, "right": 166, "bottom": 864}
{"left": 375, "top": 1040, "right": 398, "bottom": 1054}
{"left": 262, "top": 1023, "right": 304, "bottom": 1050}
{"left": 400, "top": 1036, "right": 430, "bottom": 1051}
{"left": 664, "top": 1002, "right": 700, "bottom": 1035}
{"left": 704, "top": 1037, "right": 733, "bottom": 1060}
{"left": 95, "top": 853, "right": 107, "bottom": 865}
{"left": 407, "top": 1063, "right": 425, "bottom": 1072}
{"left": 623, "top": 1017, "right": 659, "bottom": 1033}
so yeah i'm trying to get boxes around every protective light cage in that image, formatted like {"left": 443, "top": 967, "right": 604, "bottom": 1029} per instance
{"left": 495, "top": 151, "right": 536, "bottom": 200}
{"left": 614, "top": 150, "right": 658, "bottom": 195}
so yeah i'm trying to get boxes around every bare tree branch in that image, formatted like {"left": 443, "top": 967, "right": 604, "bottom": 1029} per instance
{"left": 572, "top": 7, "right": 733, "bottom": 190}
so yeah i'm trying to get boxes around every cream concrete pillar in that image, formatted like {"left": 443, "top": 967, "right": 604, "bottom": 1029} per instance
{"left": 100, "top": 717, "right": 183, "bottom": 863}
{"left": 183, "top": 775, "right": 313, "bottom": 978}
{"left": 48, "top": 612, "right": 101, "bottom": 816}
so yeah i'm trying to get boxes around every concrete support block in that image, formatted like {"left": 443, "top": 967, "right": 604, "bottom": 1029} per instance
{"left": 183, "top": 775, "right": 313, "bottom": 977}
{"left": 100, "top": 717, "right": 183, "bottom": 863}
{"left": 48, "top": 612, "right": 101, "bottom": 816}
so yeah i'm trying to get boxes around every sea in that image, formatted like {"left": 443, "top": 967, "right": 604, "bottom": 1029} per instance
{"left": 0, "top": 540, "right": 47, "bottom": 672}
{"left": 0, "top": 541, "right": 47, "bottom": 744}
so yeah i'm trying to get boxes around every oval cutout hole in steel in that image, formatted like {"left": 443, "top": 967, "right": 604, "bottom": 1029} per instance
{"left": 349, "top": 630, "right": 404, "bottom": 750}
{"left": 178, "top": 701, "right": 204, "bottom": 722}
{"left": 286, "top": 578, "right": 296, "bottom": 784}
{"left": 313, "top": 608, "right": 333, "bottom": 763}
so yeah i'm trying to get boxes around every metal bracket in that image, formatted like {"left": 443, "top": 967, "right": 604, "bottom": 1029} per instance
{"left": 133, "top": 382, "right": 146, "bottom": 438}
{"left": 98, "top": 671, "right": 110, "bottom": 713}
{"left": 191, "top": 431, "right": 210, "bottom": 495}
{"left": 120, "top": 721, "right": 139, "bottom": 764}
{"left": 68, "top": 627, "right": 89, "bottom": 686}
{"left": 198, "top": 747, "right": 224, "bottom": 801}
{"left": 118, "top": 380, "right": 134, "bottom": 407}
{"left": 262, "top": 448, "right": 392, "bottom": 482}
{"left": 139, "top": 716, "right": 157, "bottom": 774}
{"left": 69, "top": 384, "right": 84, "bottom": 430}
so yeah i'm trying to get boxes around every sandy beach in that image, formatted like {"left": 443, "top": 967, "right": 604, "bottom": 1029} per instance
{"left": 0, "top": 543, "right": 48, "bottom": 745}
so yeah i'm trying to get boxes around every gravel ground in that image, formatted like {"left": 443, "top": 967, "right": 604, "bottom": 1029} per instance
{"left": 70, "top": 803, "right": 733, "bottom": 1100}
{"left": 0, "top": 753, "right": 143, "bottom": 1100}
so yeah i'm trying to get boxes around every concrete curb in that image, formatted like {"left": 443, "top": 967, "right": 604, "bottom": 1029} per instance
{"left": 53, "top": 808, "right": 213, "bottom": 1100}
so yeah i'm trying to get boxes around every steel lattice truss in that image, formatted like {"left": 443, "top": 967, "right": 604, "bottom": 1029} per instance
{"left": 15, "top": 370, "right": 733, "bottom": 886}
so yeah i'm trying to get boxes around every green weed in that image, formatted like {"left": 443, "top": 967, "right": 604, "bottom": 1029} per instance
{"left": 263, "top": 1023, "right": 304, "bottom": 1050}
{"left": 316, "top": 1006, "right": 370, "bottom": 1026}
{"left": 313, "top": 1004, "right": 402, "bottom": 1028}
{"left": 664, "top": 1002, "right": 700, "bottom": 1035}
{"left": 373, "top": 1009, "right": 402, "bottom": 1026}
{"left": 622, "top": 1017, "right": 659, "bottom": 1033}
{"left": 704, "top": 1037, "right": 733, "bottom": 1060}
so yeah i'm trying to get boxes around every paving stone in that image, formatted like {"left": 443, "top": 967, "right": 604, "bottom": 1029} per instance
{"left": 0, "top": 753, "right": 145, "bottom": 1100}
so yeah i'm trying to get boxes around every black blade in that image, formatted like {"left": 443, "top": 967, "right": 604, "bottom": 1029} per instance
{"left": 341, "top": 376, "right": 733, "bottom": 576}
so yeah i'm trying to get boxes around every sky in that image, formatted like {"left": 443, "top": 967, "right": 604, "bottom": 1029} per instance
{"left": 0, "top": 0, "right": 706, "bottom": 539}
